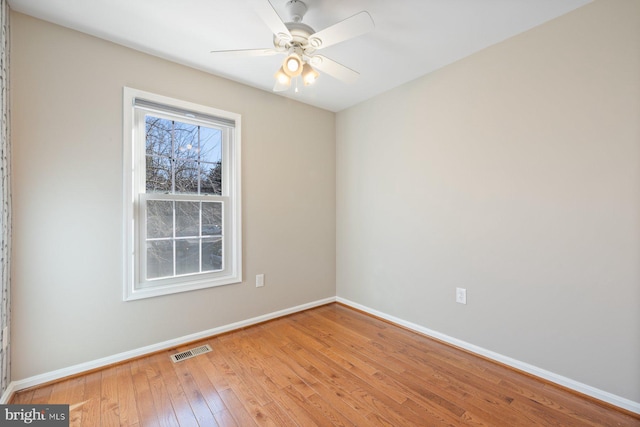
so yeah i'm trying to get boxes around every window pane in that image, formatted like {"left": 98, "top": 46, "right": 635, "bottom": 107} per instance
{"left": 175, "top": 201, "right": 199, "bottom": 237}
{"left": 146, "top": 155, "right": 172, "bottom": 193}
{"left": 147, "top": 200, "right": 173, "bottom": 239}
{"left": 202, "top": 202, "right": 222, "bottom": 236}
{"left": 147, "top": 240, "right": 173, "bottom": 279}
{"left": 199, "top": 127, "right": 222, "bottom": 164}
{"left": 202, "top": 237, "right": 223, "bottom": 272}
{"left": 174, "top": 122, "right": 199, "bottom": 161}
{"left": 146, "top": 116, "right": 173, "bottom": 157}
{"left": 176, "top": 239, "right": 200, "bottom": 275}
{"left": 175, "top": 160, "right": 199, "bottom": 194}
{"left": 200, "top": 161, "right": 222, "bottom": 195}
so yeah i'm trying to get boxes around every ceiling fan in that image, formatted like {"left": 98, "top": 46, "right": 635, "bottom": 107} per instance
{"left": 211, "top": 0, "right": 375, "bottom": 92}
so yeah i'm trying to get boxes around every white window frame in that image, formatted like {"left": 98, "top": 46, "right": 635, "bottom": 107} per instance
{"left": 123, "top": 87, "right": 242, "bottom": 301}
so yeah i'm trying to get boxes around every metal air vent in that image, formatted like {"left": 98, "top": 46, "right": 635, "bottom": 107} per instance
{"left": 170, "top": 344, "right": 212, "bottom": 363}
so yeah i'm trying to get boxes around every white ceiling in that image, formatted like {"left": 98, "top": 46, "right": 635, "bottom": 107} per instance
{"left": 9, "top": 0, "right": 591, "bottom": 112}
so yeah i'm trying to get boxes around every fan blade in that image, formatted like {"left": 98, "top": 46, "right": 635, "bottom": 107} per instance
{"left": 248, "top": 0, "right": 292, "bottom": 42}
{"left": 210, "top": 48, "right": 280, "bottom": 57}
{"left": 308, "top": 55, "right": 359, "bottom": 84}
{"left": 308, "top": 11, "right": 374, "bottom": 50}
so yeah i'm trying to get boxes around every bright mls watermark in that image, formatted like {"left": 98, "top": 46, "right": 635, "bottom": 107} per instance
{"left": 0, "top": 405, "right": 69, "bottom": 426}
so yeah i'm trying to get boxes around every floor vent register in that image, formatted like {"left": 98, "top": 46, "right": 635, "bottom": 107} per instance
{"left": 170, "top": 344, "right": 212, "bottom": 363}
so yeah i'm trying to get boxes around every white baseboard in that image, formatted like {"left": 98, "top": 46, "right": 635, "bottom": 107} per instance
{"left": 0, "top": 296, "right": 336, "bottom": 404}
{"left": 0, "top": 382, "right": 16, "bottom": 404}
{"left": 336, "top": 297, "right": 640, "bottom": 415}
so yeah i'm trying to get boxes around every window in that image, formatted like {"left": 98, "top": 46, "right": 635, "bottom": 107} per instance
{"left": 123, "top": 87, "right": 241, "bottom": 300}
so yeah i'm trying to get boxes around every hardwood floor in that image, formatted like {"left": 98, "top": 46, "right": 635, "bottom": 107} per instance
{"left": 11, "top": 303, "right": 640, "bottom": 426}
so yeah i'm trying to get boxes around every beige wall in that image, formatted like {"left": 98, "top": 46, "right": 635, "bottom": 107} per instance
{"left": 337, "top": 0, "right": 640, "bottom": 402}
{"left": 10, "top": 12, "right": 336, "bottom": 380}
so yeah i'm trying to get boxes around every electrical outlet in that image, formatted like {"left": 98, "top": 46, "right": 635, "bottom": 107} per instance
{"left": 456, "top": 288, "right": 467, "bottom": 304}
{"left": 256, "top": 274, "right": 265, "bottom": 288}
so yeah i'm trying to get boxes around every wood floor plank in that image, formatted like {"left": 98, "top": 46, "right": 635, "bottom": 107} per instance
{"left": 278, "top": 334, "right": 422, "bottom": 422}
{"left": 217, "top": 388, "right": 258, "bottom": 427}
{"left": 10, "top": 389, "right": 34, "bottom": 404}
{"left": 212, "top": 408, "right": 240, "bottom": 427}
{"left": 180, "top": 352, "right": 227, "bottom": 415}
{"left": 401, "top": 396, "right": 467, "bottom": 426}
{"left": 100, "top": 366, "right": 121, "bottom": 427}
{"left": 215, "top": 332, "right": 277, "bottom": 407}
{"left": 30, "top": 384, "right": 54, "bottom": 404}
{"left": 214, "top": 338, "right": 293, "bottom": 426}
{"left": 150, "top": 350, "right": 200, "bottom": 427}
{"left": 253, "top": 401, "right": 298, "bottom": 427}
{"left": 402, "top": 361, "right": 523, "bottom": 425}
{"left": 540, "top": 382, "right": 634, "bottom": 427}
{"left": 250, "top": 320, "right": 376, "bottom": 425}
{"left": 79, "top": 371, "right": 102, "bottom": 427}
{"left": 267, "top": 385, "right": 326, "bottom": 427}
{"left": 298, "top": 314, "right": 433, "bottom": 406}
{"left": 9, "top": 303, "right": 640, "bottom": 427}
{"left": 201, "top": 338, "right": 235, "bottom": 391}
{"left": 116, "top": 363, "right": 139, "bottom": 426}
{"left": 130, "top": 359, "right": 161, "bottom": 427}
{"left": 47, "top": 381, "right": 69, "bottom": 405}
{"left": 143, "top": 354, "right": 180, "bottom": 427}
{"left": 276, "top": 337, "right": 387, "bottom": 426}
{"left": 66, "top": 377, "right": 87, "bottom": 427}
{"left": 247, "top": 324, "right": 325, "bottom": 402}
{"left": 295, "top": 310, "right": 411, "bottom": 375}
{"left": 171, "top": 352, "right": 220, "bottom": 427}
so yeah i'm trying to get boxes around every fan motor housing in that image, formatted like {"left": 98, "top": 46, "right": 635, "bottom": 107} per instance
{"left": 274, "top": 22, "right": 317, "bottom": 55}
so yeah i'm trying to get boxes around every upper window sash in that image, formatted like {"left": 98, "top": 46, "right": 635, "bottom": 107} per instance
{"left": 134, "top": 108, "right": 233, "bottom": 198}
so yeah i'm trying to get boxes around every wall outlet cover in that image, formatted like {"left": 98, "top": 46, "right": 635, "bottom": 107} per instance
{"left": 456, "top": 288, "right": 467, "bottom": 304}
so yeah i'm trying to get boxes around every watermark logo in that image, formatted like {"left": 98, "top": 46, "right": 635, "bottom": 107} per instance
{"left": 0, "top": 405, "right": 69, "bottom": 426}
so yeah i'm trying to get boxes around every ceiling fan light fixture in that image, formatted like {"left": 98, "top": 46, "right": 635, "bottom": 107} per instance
{"left": 302, "top": 63, "right": 319, "bottom": 86}
{"left": 275, "top": 66, "right": 291, "bottom": 83}
{"left": 273, "top": 66, "right": 291, "bottom": 91}
{"left": 283, "top": 53, "right": 303, "bottom": 77}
